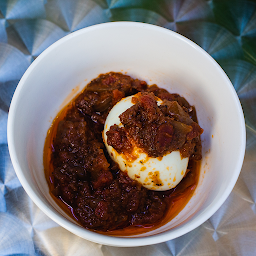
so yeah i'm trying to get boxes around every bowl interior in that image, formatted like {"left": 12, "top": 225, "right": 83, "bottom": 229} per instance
{"left": 8, "top": 22, "right": 245, "bottom": 246}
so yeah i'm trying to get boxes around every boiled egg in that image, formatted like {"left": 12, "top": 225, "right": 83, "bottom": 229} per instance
{"left": 103, "top": 95, "right": 189, "bottom": 191}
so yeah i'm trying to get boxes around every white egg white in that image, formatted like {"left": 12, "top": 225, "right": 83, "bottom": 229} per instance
{"left": 103, "top": 95, "right": 189, "bottom": 191}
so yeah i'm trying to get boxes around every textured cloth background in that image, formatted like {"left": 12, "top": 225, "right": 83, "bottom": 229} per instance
{"left": 0, "top": 0, "right": 256, "bottom": 255}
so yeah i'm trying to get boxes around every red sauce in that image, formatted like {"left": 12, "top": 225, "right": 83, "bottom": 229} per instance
{"left": 44, "top": 72, "right": 202, "bottom": 235}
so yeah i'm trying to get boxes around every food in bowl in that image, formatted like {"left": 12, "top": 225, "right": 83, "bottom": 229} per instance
{"left": 44, "top": 72, "right": 203, "bottom": 235}
{"left": 8, "top": 22, "right": 246, "bottom": 246}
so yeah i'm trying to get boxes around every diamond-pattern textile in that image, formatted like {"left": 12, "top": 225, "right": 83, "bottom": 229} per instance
{"left": 0, "top": 0, "right": 256, "bottom": 255}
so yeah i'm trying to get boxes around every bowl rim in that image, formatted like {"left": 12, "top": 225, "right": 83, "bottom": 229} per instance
{"left": 7, "top": 21, "right": 246, "bottom": 247}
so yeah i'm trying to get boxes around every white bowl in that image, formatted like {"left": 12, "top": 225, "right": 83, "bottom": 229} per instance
{"left": 7, "top": 22, "right": 246, "bottom": 247}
